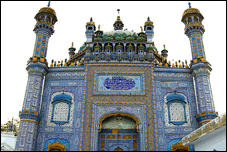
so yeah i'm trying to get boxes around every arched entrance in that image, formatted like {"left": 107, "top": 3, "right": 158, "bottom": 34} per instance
{"left": 98, "top": 113, "right": 140, "bottom": 151}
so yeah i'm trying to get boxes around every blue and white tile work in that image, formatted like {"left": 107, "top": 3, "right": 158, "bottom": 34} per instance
{"left": 16, "top": 3, "right": 218, "bottom": 151}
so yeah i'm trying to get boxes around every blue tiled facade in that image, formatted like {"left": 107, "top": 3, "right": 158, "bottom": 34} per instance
{"left": 15, "top": 3, "right": 218, "bottom": 151}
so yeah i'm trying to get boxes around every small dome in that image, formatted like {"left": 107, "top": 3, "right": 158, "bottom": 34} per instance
{"left": 86, "top": 17, "right": 95, "bottom": 26}
{"left": 39, "top": 7, "right": 56, "bottom": 15}
{"left": 183, "top": 8, "right": 201, "bottom": 16}
{"left": 144, "top": 17, "right": 153, "bottom": 26}
{"left": 144, "top": 21, "right": 153, "bottom": 26}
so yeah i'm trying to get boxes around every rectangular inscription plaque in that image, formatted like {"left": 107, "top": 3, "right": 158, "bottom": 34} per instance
{"left": 93, "top": 71, "right": 146, "bottom": 95}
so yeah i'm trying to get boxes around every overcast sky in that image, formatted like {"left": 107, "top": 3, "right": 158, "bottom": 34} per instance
{"left": 1, "top": 1, "right": 226, "bottom": 124}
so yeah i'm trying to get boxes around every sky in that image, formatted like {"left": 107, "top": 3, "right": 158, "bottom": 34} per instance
{"left": 1, "top": 1, "right": 226, "bottom": 124}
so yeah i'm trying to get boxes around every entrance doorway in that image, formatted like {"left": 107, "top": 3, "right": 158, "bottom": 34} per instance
{"left": 98, "top": 114, "right": 139, "bottom": 151}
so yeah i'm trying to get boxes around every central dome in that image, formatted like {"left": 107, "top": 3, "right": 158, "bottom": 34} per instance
{"left": 103, "top": 29, "right": 138, "bottom": 37}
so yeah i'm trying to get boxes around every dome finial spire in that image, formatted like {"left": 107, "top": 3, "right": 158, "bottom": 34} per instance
{"left": 147, "top": 16, "right": 150, "bottom": 21}
{"left": 47, "top": 1, "right": 51, "bottom": 7}
{"left": 188, "top": 2, "right": 191, "bottom": 8}
{"left": 117, "top": 9, "right": 120, "bottom": 15}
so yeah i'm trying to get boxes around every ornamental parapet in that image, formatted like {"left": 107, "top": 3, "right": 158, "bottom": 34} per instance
{"left": 190, "top": 58, "right": 212, "bottom": 73}
{"left": 154, "top": 60, "right": 190, "bottom": 69}
{"left": 184, "top": 22, "right": 204, "bottom": 31}
{"left": 26, "top": 61, "right": 48, "bottom": 76}
{"left": 33, "top": 23, "right": 55, "bottom": 35}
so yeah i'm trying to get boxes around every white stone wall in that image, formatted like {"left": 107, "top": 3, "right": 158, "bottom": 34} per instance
{"left": 194, "top": 125, "right": 226, "bottom": 151}
{"left": 1, "top": 132, "right": 17, "bottom": 151}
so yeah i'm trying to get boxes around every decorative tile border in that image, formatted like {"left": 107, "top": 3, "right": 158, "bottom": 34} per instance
{"left": 86, "top": 63, "right": 152, "bottom": 67}
{"left": 46, "top": 72, "right": 85, "bottom": 77}
{"left": 154, "top": 73, "right": 192, "bottom": 78}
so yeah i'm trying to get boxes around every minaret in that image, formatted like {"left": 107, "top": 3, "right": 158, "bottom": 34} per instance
{"left": 181, "top": 2, "right": 205, "bottom": 60}
{"left": 15, "top": 2, "right": 57, "bottom": 151}
{"left": 32, "top": 1, "right": 57, "bottom": 58}
{"left": 182, "top": 3, "right": 217, "bottom": 127}
{"left": 144, "top": 17, "right": 154, "bottom": 42}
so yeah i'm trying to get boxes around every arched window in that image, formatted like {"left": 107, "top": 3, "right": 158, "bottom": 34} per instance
{"left": 40, "top": 15, "right": 45, "bottom": 22}
{"left": 193, "top": 17, "right": 198, "bottom": 23}
{"left": 46, "top": 16, "right": 51, "bottom": 23}
{"left": 166, "top": 93, "right": 187, "bottom": 125}
{"left": 48, "top": 92, "right": 73, "bottom": 126}
{"left": 147, "top": 27, "right": 152, "bottom": 30}
{"left": 164, "top": 92, "right": 191, "bottom": 126}
{"left": 188, "top": 17, "right": 192, "bottom": 24}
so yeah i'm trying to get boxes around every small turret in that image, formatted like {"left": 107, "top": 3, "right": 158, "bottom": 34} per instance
{"left": 8, "top": 118, "right": 14, "bottom": 132}
{"left": 161, "top": 44, "right": 168, "bottom": 59}
{"left": 95, "top": 25, "right": 103, "bottom": 38}
{"left": 144, "top": 17, "right": 154, "bottom": 42}
{"left": 113, "top": 9, "right": 124, "bottom": 30}
{"left": 94, "top": 43, "right": 101, "bottom": 61}
{"left": 85, "top": 17, "right": 96, "bottom": 42}
{"left": 69, "top": 42, "right": 76, "bottom": 59}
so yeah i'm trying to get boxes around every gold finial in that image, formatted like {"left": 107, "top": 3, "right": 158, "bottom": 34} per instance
{"left": 117, "top": 9, "right": 120, "bottom": 14}
{"left": 118, "top": 43, "right": 121, "bottom": 45}
{"left": 163, "top": 44, "right": 165, "bottom": 49}
{"left": 140, "top": 26, "right": 143, "bottom": 32}
{"left": 96, "top": 43, "right": 99, "bottom": 46}
{"left": 61, "top": 60, "right": 63, "bottom": 64}
{"left": 72, "top": 42, "right": 74, "bottom": 47}
{"left": 149, "top": 44, "right": 151, "bottom": 47}
{"left": 129, "top": 42, "right": 132, "bottom": 46}
{"left": 140, "top": 43, "right": 142, "bottom": 46}
{"left": 98, "top": 25, "right": 100, "bottom": 30}
{"left": 107, "top": 43, "right": 110, "bottom": 46}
